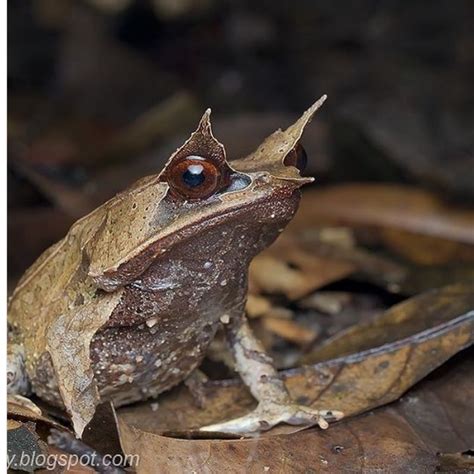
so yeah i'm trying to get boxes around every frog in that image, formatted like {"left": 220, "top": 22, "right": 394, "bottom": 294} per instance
{"left": 8, "top": 95, "right": 342, "bottom": 438}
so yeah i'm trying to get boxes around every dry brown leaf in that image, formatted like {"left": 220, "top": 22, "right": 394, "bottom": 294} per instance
{"left": 294, "top": 184, "right": 474, "bottom": 244}
{"left": 117, "top": 351, "right": 474, "bottom": 473}
{"left": 117, "top": 283, "right": 472, "bottom": 443}
{"left": 399, "top": 263, "right": 474, "bottom": 295}
{"left": 380, "top": 227, "right": 474, "bottom": 265}
{"left": 245, "top": 294, "right": 272, "bottom": 318}
{"left": 262, "top": 306, "right": 294, "bottom": 320}
{"left": 8, "top": 396, "right": 68, "bottom": 434}
{"left": 8, "top": 419, "right": 22, "bottom": 430}
{"left": 262, "top": 317, "right": 318, "bottom": 346}
{"left": 302, "top": 282, "right": 474, "bottom": 364}
{"left": 249, "top": 246, "right": 355, "bottom": 300}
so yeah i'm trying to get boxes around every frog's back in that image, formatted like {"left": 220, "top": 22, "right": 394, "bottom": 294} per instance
{"left": 8, "top": 205, "right": 106, "bottom": 341}
{"left": 8, "top": 174, "right": 162, "bottom": 329}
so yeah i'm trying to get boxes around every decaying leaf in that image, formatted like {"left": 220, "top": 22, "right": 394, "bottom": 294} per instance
{"left": 117, "top": 283, "right": 472, "bottom": 442}
{"left": 8, "top": 395, "right": 68, "bottom": 435}
{"left": 380, "top": 227, "right": 474, "bottom": 265}
{"left": 302, "top": 282, "right": 474, "bottom": 364}
{"left": 117, "top": 350, "right": 474, "bottom": 473}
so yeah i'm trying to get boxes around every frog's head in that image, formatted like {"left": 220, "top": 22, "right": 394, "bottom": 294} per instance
{"left": 157, "top": 94, "right": 326, "bottom": 226}
{"left": 160, "top": 97, "right": 325, "bottom": 202}
{"left": 88, "top": 97, "right": 326, "bottom": 290}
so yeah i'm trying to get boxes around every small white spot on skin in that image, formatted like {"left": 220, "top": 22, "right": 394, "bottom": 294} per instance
{"left": 118, "top": 374, "right": 129, "bottom": 385}
{"left": 270, "top": 213, "right": 276, "bottom": 218}
{"left": 154, "top": 359, "right": 162, "bottom": 368}
{"left": 110, "top": 363, "right": 135, "bottom": 374}
{"left": 204, "top": 261, "right": 212, "bottom": 269}
{"left": 264, "top": 467, "right": 270, "bottom": 472}
{"left": 150, "top": 402, "right": 159, "bottom": 412}
{"left": 220, "top": 314, "right": 230, "bottom": 324}
{"left": 220, "top": 279, "right": 227, "bottom": 286}
{"left": 146, "top": 317, "right": 158, "bottom": 328}
{"left": 135, "top": 355, "right": 143, "bottom": 363}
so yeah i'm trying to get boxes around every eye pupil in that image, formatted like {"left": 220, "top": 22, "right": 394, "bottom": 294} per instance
{"left": 166, "top": 155, "right": 230, "bottom": 200}
{"left": 182, "top": 164, "right": 205, "bottom": 187}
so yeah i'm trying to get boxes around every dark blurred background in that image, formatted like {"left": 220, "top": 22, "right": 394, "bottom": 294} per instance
{"left": 8, "top": 0, "right": 474, "bottom": 281}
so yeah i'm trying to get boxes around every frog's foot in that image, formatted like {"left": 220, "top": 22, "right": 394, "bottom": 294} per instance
{"left": 200, "top": 402, "right": 343, "bottom": 435}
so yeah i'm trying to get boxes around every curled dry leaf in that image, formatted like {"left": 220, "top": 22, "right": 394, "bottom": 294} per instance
{"left": 302, "top": 282, "right": 474, "bottom": 364}
{"left": 116, "top": 283, "right": 473, "bottom": 472}
{"left": 8, "top": 395, "right": 68, "bottom": 434}
{"left": 117, "top": 350, "right": 474, "bottom": 473}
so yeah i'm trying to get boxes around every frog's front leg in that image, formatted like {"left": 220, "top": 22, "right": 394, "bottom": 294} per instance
{"left": 200, "top": 315, "right": 343, "bottom": 435}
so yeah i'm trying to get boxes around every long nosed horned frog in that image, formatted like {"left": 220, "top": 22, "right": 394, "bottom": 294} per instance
{"left": 8, "top": 96, "right": 342, "bottom": 437}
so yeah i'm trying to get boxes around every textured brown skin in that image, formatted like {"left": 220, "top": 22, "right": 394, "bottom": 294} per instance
{"left": 8, "top": 99, "right": 325, "bottom": 430}
{"left": 32, "top": 190, "right": 300, "bottom": 407}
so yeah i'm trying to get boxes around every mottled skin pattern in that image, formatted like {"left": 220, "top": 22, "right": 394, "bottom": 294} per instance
{"left": 31, "top": 195, "right": 297, "bottom": 408}
{"left": 9, "top": 98, "right": 342, "bottom": 436}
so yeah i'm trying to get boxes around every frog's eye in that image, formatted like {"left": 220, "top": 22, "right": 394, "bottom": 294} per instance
{"left": 167, "top": 155, "right": 228, "bottom": 200}
{"left": 284, "top": 143, "right": 307, "bottom": 173}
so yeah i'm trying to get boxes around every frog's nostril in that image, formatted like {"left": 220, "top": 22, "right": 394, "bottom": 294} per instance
{"left": 284, "top": 143, "right": 307, "bottom": 173}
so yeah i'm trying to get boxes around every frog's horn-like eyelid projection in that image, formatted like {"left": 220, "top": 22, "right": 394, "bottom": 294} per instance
{"left": 87, "top": 97, "right": 327, "bottom": 287}
{"left": 159, "top": 107, "right": 231, "bottom": 180}
{"left": 231, "top": 94, "right": 327, "bottom": 183}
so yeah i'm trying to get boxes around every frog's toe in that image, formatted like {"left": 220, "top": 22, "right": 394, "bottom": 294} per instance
{"left": 199, "top": 403, "right": 343, "bottom": 435}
